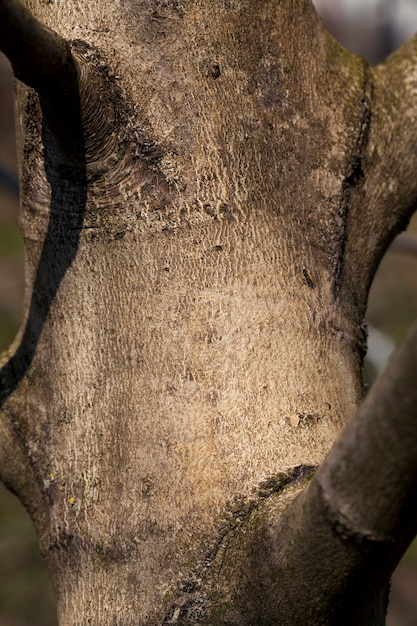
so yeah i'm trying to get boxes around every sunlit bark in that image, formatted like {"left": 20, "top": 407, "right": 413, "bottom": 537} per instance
{"left": 1, "top": 1, "right": 417, "bottom": 623}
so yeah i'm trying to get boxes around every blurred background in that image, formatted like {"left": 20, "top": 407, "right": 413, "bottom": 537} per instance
{"left": 1, "top": 1, "right": 417, "bottom": 624}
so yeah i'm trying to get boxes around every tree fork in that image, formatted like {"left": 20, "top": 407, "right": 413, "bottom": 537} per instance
{"left": 160, "top": 318, "right": 417, "bottom": 623}
{"left": 250, "top": 323, "right": 417, "bottom": 624}
{"left": 1, "top": 1, "right": 417, "bottom": 624}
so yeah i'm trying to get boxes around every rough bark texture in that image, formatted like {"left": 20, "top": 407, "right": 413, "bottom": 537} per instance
{"left": 1, "top": 0, "right": 417, "bottom": 624}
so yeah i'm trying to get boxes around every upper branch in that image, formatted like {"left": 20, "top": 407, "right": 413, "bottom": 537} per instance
{"left": 369, "top": 33, "right": 417, "bottom": 232}
{"left": 0, "top": 0, "right": 76, "bottom": 101}
{"left": 344, "top": 34, "right": 417, "bottom": 299}
{"left": 0, "top": 0, "right": 120, "bottom": 163}
{"left": 0, "top": 0, "right": 86, "bottom": 159}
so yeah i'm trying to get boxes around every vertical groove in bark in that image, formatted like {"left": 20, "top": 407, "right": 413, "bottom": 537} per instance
{"left": 334, "top": 60, "right": 373, "bottom": 298}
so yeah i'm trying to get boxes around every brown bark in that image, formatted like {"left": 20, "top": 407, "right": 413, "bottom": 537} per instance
{"left": 0, "top": 0, "right": 417, "bottom": 623}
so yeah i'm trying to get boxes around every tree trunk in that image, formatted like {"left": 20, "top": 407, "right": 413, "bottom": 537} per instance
{"left": 2, "top": 0, "right": 417, "bottom": 624}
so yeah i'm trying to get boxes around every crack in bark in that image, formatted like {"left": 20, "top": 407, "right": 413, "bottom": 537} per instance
{"left": 162, "top": 466, "right": 316, "bottom": 624}
{"left": 333, "top": 63, "right": 373, "bottom": 296}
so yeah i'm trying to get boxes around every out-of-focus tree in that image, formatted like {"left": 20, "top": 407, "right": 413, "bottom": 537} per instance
{"left": 314, "top": 0, "right": 417, "bottom": 62}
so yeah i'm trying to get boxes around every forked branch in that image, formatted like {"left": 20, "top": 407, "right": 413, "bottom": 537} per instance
{"left": 0, "top": 0, "right": 86, "bottom": 158}
{"left": 0, "top": 0, "right": 75, "bottom": 101}
{"left": 370, "top": 33, "right": 417, "bottom": 233}
{"left": 255, "top": 323, "right": 417, "bottom": 624}
{"left": 318, "top": 321, "right": 417, "bottom": 552}
{"left": 345, "top": 34, "right": 417, "bottom": 297}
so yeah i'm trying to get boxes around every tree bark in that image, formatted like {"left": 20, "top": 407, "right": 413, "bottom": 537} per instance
{"left": 1, "top": 0, "right": 417, "bottom": 623}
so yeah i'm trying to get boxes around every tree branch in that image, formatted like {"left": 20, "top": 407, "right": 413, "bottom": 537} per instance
{"left": 370, "top": 33, "right": 417, "bottom": 235}
{"left": 0, "top": 0, "right": 124, "bottom": 163}
{"left": 262, "top": 323, "right": 417, "bottom": 623}
{"left": 0, "top": 0, "right": 86, "bottom": 160}
{"left": 318, "top": 320, "right": 417, "bottom": 549}
{"left": 0, "top": 0, "right": 75, "bottom": 100}
{"left": 340, "top": 34, "right": 417, "bottom": 303}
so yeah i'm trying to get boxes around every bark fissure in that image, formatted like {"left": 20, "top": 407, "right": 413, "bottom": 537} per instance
{"left": 162, "top": 466, "right": 316, "bottom": 625}
{"left": 333, "top": 63, "right": 373, "bottom": 295}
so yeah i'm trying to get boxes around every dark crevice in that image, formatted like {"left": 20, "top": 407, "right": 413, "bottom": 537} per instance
{"left": 333, "top": 62, "right": 373, "bottom": 296}
{"left": 0, "top": 50, "right": 86, "bottom": 405}
{"left": 162, "top": 466, "right": 316, "bottom": 625}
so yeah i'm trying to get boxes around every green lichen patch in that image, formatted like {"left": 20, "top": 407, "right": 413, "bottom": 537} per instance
{"left": 161, "top": 466, "right": 317, "bottom": 624}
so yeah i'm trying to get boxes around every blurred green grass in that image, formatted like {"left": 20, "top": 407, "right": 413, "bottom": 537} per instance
{"left": 0, "top": 485, "right": 57, "bottom": 626}
{"left": 0, "top": 227, "right": 23, "bottom": 260}
{"left": 0, "top": 212, "right": 57, "bottom": 625}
